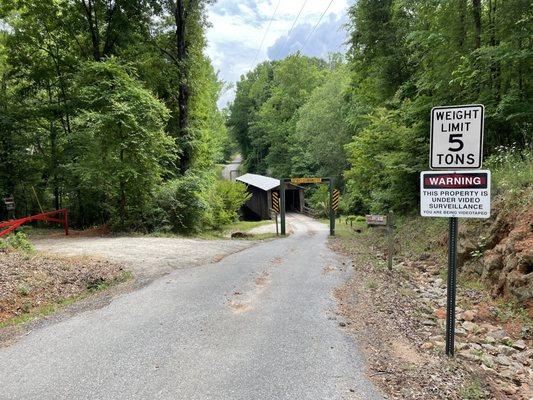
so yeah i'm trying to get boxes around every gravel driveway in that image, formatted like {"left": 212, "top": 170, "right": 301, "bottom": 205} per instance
{"left": 33, "top": 236, "right": 254, "bottom": 282}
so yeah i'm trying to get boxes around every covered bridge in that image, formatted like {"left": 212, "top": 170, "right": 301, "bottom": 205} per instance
{"left": 236, "top": 173, "right": 304, "bottom": 220}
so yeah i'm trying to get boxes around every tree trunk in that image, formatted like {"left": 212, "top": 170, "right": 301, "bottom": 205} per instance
{"left": 175, "top": 0, "right": 190, "bottom": 173}
{"left": 472, "top": 0, "right": 482, "bottom": 49}
{"left": 81, "top": 0, "right": 101, "bottom": 61}
{"left": 458, "top": 0, "right": 467, "bottom": 49}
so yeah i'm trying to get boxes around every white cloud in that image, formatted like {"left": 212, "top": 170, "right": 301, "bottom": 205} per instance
{"left": 205, "top": 0, "right": 353, "bottom": 107}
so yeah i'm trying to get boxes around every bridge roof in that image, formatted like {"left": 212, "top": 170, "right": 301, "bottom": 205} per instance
{"left": 236, "top": 173, "right": 280, "bottom": 192}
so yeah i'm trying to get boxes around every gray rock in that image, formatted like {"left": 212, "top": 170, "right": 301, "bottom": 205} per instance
{"left": 463, "top": 321, "right": 478, "bottom": 332}
{"left": 487, "top": 329, "right": 509, "bottom": 341}
{"left": 512, "top": 340, "right": 527, "bottom": 351}
{"left": 495, "top": 355, "right": 512, "bottom": 366}
{"left": 498, "top": 345, "right": 518, "bottom": 356}
{"left": 458, "top": 350, "right": 479, "bottom": 362}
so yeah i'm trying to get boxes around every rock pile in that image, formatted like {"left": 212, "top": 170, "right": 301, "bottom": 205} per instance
{"left": 408, "top": 264, "right": 532, "bottom": 399}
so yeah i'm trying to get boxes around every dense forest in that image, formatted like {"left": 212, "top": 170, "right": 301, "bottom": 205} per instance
{"left": 1, "top": 0, "right": 531, "bottom": 231}
{"left": 0, "top": 0, "right": 247, "bottom": 232}
{"left": 229, "top": 0, "right": 532, "bottom": 214}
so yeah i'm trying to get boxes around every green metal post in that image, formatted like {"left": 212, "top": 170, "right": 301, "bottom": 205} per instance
{"left": 280, "top": 179, "right": 286, "bottom": 235}
{"left": 446, "top": 217, "right": 458, "bottom": 356}
{"left": 329, "top": 178, "right": 335, "bottom": 236}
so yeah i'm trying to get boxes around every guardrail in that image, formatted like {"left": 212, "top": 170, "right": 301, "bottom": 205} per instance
{"left": 0, "top": 209, "right": 69, "bottom": 237}
{"left": 301, "top": 205, "right": 318, "bottom": 218}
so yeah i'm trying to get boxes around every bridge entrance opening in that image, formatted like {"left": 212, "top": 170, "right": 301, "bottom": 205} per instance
{"left": 280, "top": 177, "right": 335, "bottom": 236}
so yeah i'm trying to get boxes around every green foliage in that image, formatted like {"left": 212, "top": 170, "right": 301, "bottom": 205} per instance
{"left": 71, "top": 59, "right": 172, "bottom": 230}
{"left": 485, "top": 145, "right": 532, "bottom": 193}
{"left": 0, "top": 0, "right": 231, "bottom": 233}
{"left": 149, "top": 173, "right": 250, "bottom": 234}
{"left": 344, "top": 108, "right": 425, "bottom": 213}
{"left": 0, "top": 232, "right": 35, "bottom": 253}
{"left": 150, "top": 172, "right": 210, "bottom": 234}
{"left": 307, "top": 186, "right": 331, "bottom": 218}
{"left": 207, "top": 180, "right": 251, "bottom": 229}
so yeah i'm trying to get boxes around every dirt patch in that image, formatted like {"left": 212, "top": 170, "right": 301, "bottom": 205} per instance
{"left": 254, "top": 272, "right": 270, "bottom": 287}
{"left": 322, "top": 265, "right": 336, "bottom": 275}
{"left": 33, "top": 236, "right": 253, "bottom": 283}
{"left": 271, "top": 257, "right": 283, "bottom": 266}
{"left": 229, "top": 301, "right": 253, "bottom": 313}
{"left": 0, "top": 250, "right": 127, "bottom": 324}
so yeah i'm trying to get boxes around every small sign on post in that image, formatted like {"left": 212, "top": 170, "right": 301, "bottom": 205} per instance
{"left": 365, "top": 215, "right": 387, "bottom": 226}
{"left": 3, "top": 196, "right": 15, "bottom": 212}
{"left": 290, "top": 177, "right": 323, "bottom": 185}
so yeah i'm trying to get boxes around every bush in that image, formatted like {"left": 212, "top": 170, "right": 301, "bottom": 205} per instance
{"left": 485, "top": 145, "right": 532, "bottom": 194}
{"left": 149, "top": 172, "right": 210, "bottom": 234}
{"left": 147, "top": 173, "right": 251, "bottom": 233}
{"left": 0, "top": 232, "right": 35, "bottom": 253}
{"left": 207, "top": 180, "right": 251, "bottom": 229}
{"left": 307, "top": 186, "right": 331, "bottom": 217}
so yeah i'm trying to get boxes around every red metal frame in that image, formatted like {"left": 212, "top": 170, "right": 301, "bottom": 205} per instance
{"left": 0, "top": 209, "right": 69, "bottom": 238}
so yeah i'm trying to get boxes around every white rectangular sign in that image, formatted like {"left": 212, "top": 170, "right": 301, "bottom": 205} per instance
{"left": 420, "top": 171, "right": 491, "bottom": 219}
{"left": 430, "top": 104, "right": 484, "bottom": 169}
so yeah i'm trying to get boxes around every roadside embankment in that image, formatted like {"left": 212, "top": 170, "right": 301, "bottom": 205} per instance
{"left": 330, "top": 205, "right": 532, "bottom": 399}
{"left": 0, "top": 235, "right": 129, "bottom": 330}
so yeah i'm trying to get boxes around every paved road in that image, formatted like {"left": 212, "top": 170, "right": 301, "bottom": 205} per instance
{"left": 0, "top": 215, "right": 382, "bottom": 400}
{"left": 221, "top": 154, "right": 242, "bottom": 181}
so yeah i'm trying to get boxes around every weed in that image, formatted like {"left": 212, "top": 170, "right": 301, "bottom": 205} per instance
{"left": 458, "top": 379, "right": 487, "bottom": 399}
{"left": 18, "top": 285, "right": 30, "bottom": 296}
{"left": 0, "top": 271, "right": 133, "bottom": 329}
{"left": 3, "top": 232, "right": 35, "bottom": 253}
{"left": 365, "top": 280, "right": 377, "bottom": 290}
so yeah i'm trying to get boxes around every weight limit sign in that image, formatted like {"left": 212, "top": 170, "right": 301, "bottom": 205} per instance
{"left": 430, "top": 104, "right": 484, "bottom": 170}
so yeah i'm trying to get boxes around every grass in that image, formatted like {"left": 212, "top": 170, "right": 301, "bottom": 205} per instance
{"left": 458, "top": 379, "right": 487, "bottom": 400}
{"left": 0, "top": 271, "right": 132, "bottom": 329}
{"left": 198, "top": 219, "right": 276, "bottom": 240}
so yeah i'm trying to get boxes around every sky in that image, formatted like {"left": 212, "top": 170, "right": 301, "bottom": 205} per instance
{"left": 205, "top": 0, "right": 354, "bottom": 107}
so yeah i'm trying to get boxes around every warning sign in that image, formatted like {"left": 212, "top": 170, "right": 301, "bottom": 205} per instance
{"left": 290, "top": 177, "right": 323, "bottom": 184}
{"left": 420, "top": 171, "right": 491, "bottom": 219}
{"left": 272, "top": 192, "right": 280, "bottom": 214}
{"left": 332, "top": 189, "right": 340, "bottom": 211}
{"left": 430, "top": 105, "right": 484, "bottom": 170}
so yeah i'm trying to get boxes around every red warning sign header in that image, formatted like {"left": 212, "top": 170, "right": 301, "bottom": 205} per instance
{"left": 422, "top": 172, "right": 488, "bottom": 189}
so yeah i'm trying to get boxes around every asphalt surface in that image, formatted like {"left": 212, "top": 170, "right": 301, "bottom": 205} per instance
{"left": 0, "top": 215, "right": 383, "bottom": 400}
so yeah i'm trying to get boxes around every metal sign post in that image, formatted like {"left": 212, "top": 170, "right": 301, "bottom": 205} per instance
{"left": 423, "top": 103, "right": 488, "bottom": 357}
{"left": 446, "top": 217, "right": 459, "bottom": 356}
{"left": 280, "top": 183, "right": 286, "bottom": 235}
{"left": 329, "top": 180, "right": 335, "bottom": 236}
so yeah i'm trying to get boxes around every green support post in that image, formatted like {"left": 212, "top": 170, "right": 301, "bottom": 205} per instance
{"left": 446, "top": 217, "right": 459, "bottom": 356}
{"left": 280, "top": 179, "right": 286, "bottom": 235}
